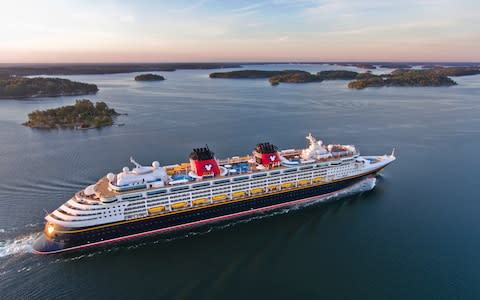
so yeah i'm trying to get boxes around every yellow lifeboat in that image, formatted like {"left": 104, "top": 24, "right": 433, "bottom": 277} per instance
{"left": 281, "top": 182, "right": 293, "bottom": 189}
{"left": 251, "top": 187, "right": 264, "bottom": 194}
{"left": 173, "top": 166, "right": 183, "bottom": 172}
{"left": 313, "top": 177, "right": 324, "bottom": 183}
{"left": 298, "top": 179, "right": 310, "bottom": 186}
{"left": 268, "top": 185, "right": 278, "bottom": 191}
{"left": 192, "top": 198, "right": 208, "bottom": 205}
{"left": 232, "top": 191, "right": 246, "bottom": 198}
{"left": 148, "top": 205, "right": 165, "bottom": 213}
{"left": 171, "top": 201, "right": 187, "bottom": 209}
{"left": 212, "top": 194, "right": 228, "bottom": 201}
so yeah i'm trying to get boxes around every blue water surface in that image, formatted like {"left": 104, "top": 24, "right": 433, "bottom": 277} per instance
{"left": 0, "top": 64, "right": 479, "bottom": 299}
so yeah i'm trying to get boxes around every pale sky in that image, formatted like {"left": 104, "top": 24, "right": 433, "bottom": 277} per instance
{"left": 0, "top": 0, "right": 479, "bottom": 63}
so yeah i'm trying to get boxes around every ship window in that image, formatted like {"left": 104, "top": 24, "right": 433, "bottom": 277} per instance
{"left": 252, "top": 173, "right": 267, "bottom": 178}
{"left": 233, "top": 176, "right": 249, "bottom": 182}
{"left": 122, "top": 194, "right": 142, "bottom": 201}
{"left": 270, "top": 171, "right": 280, "bottom": 175}
{"left": 300, "top": 166, "right": 313, "bottom": 170}
{"left": 214, "top": 179, "right": 230, "bottom": 185}
{"left": 171, "top": 186, "right": 189, "bottom": 192}
{"left": 283, "top": 168, "right": 297, "bottom": 173}
{"left": 147, "top": 189, "right": 166, "bottom": 196}
{"left": 193, "top": 182, "right": 210, "bottom": 188}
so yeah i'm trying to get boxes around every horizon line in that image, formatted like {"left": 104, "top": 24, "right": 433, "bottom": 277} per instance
{"left": 0, "top": 60, "right": 479, "bottom": 65}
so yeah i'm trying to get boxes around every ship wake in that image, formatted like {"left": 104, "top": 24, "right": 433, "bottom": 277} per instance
{"left": 292, "top": 176, "right": 376, "bottom": 209}
{"left": 0, "top": 177, "right": 376, "bottom": 259}
{"left": 78, "top": 177, "right": 378, "bottom": 255}
{"left": 0, "top": 233, "right": 39, "bottom": 258}
{"left": 163, "top": 177, "right": 377, "bottom": 242}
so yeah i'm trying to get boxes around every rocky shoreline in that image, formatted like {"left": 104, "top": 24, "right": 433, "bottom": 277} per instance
{"left": 134, "top": 73, "right": 165, "bottom": 81}
{"left": 210, "top": 66, "right": 480, "bottom": 88}
{"left": 24, "top": 99, "right": 118, "bottom": 129}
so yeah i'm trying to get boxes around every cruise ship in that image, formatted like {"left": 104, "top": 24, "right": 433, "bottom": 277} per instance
{"left": 32, "top": 134, "right": 395, "bottom": 254}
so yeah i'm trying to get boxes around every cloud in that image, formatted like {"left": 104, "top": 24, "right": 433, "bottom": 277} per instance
{"left": 231, "top": 3, "right": 265, "bottom": 13}
{"left": 0, "top": 0, "right": 478, "bottom": 62}
{"left": 170, "top": 0, "right": 209, "bottom": 12}
{"left": 275, "top": 36, "right": 289, "bottom": 42}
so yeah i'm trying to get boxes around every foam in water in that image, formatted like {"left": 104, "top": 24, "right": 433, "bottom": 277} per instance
{"left": 164, "top": 177, "right": 377, "bottom": 242}
{"left": 0, "top": 233, "right": 39, "bottom": 258}
{"left": 299, "top": 176, "right": 376, "bottom": 208}
{"left": 0, "top": 177, "right": 376, "bottom": 259}
{"left": 95, "top": 177, "right": 377, "bottom": 253}
{"left": 57, "top": 177, "right": 378, "bottom": 257}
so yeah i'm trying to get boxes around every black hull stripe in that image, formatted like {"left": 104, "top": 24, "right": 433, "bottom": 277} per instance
{"left": 56, "top": 167, "right": 382, "bottom": 234}
{"left": 33, "top": 170, "right": 381, "bottom": 254}
{"left": 33, "top": 175, "right": 375, "bottom": 255}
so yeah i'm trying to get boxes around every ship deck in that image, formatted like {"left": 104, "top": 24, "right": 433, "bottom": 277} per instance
{"left": 87, "top": 149, "right": 358, "bottom": 201}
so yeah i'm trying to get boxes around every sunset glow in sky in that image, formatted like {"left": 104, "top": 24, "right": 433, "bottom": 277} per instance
{"left": 1, "top": 0, "right": 479, "bottom": 63}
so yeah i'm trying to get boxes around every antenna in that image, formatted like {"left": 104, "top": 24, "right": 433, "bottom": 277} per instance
{"left": 130, "top": 156, "right": 142, "bottom": 168}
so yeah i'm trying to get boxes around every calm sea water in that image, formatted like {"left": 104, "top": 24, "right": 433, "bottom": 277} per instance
{"left": 1, "top": 64, "right": 480, "bottom": 299}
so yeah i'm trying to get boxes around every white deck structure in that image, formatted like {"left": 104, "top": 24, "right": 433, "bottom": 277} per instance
{"left": 45, "top": 134, "right": 396, "bottom": 229}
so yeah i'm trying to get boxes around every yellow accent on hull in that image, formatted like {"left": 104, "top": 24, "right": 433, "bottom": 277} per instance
{"left": 268, "top": 185, "right": 279, "bottom": 191}
{"left": 212, "top": 194, "right": 227, "bottom": 201}
{"left": 56, "top": 167, "right": 383, "bottom": 234}
{"left": 171, "top": 201, "right": 187, "bottom": 209}
{"left": 148, "top": 205, "right": 165, "bottom": 213}
{"left": 312, "top": 177, "right": 324, "bottom": 183}
{"left": 192, "top": 198, "right": 208, "bottom": 205}
{"left": 233, "top": 191, "right": 246, "bottom": 198}
{"left": 251, "top": 188, "right": 264, "bottom": 194}
{"left": 298, "top": 179, "right": 309, "bottom": 186}
{"left": 281, "top": 182, "right": 294, "bottom": 189}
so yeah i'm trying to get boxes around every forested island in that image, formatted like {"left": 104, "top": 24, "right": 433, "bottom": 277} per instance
{"left": 0, "top": 63, "right": 242, "bottom": 77}
{"left": 210, "top": 70, "right": 288, "bottom": 78}
{"left": 348, "top": 69, "right": 459, "bottom": 89}
{"left": 378, "top": 63, "right": 412, "bottom": 69}
{"left": 23, "top": 99, "right": 119, "bottom": 129}
{"left": 1, "top": 62, "right": 478, "bottom": 77}
{"left": 210, "top": 69, "right": 361, "bottom": 85}
{"left": 333, "top": 63, "right": 376, "bottom": 69}
{"left": 427, "top": 66, "right": 480, "bottom": 76}
{"left": 210, "top": 66, "right": 480, "bottom": 88}
{"left": 269, "top": 71, "right": 322, "bottom": 85}
{"left": 317, "top": 70, "right": 359, "bottom": 80}
{"left": 134, "top": 73, "right": 165, "bottom": 81}
{"left": 347, "top": 67, "right": 480, "bottom": 89}
{"left": 0, "top": 77, "right": 98, "bottom": 99}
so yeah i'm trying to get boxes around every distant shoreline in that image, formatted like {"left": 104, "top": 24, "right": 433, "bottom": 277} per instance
{"left": 0, "top": 77, "right": 98, "bottom": 99}
{"left": 210, "top": 67, "right": 480, "bottom": 89}
{"left": 0, "top": 62, "right": 478, "bottom": 77}
{"left": 0, "top": 63, "right": 242, "bottom": 77}
{"left": 0, "top": 91, "right": 98, "bottom": 99}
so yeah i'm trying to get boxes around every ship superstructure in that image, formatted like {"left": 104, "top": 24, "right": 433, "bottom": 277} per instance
{"left": 33, "top": 134, "right": 395, "bottom": 254}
